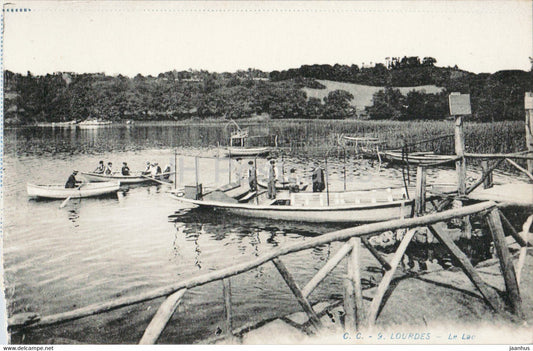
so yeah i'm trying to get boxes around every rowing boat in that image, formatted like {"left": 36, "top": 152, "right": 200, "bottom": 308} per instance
{"left": 380, "top": 151, "right": 456, "bottom": 165}
{"left": 27, "top": 182, "right": 120, "bottom": 199}
{"left": 171, "top": 184, "right": 415, "bottom": 223}
{"left": 81, "top": 172, "right": 174, "bottom": 184}
{"left": 223, "top": 146, "right": 272, "bottom": 157}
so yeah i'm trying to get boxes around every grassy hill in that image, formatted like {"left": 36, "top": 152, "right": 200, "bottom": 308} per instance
{"left": 302, "top": 80, "right": 444, "bottom": 112}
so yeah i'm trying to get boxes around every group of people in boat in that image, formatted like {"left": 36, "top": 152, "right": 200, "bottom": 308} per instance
{"left": 235, "top": 157, "right": 326, "bottom": 200}
{"left": 92, "top": 160, "right": 171, "bottom": 179}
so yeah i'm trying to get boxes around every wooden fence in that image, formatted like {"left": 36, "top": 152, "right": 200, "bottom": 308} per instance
{"left": 8, "top": 200, "right": 531, "bottom": 344}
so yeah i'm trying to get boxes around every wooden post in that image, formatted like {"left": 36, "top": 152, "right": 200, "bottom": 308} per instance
{"left": 139, "top": 289, "right": 187, "bottom": 344}
{"left": 367, "top": 228, "right": 417, "bottom": 327}
{"left": 228, "top": 155, "right": 232, "bottom": 184}
{"left": 455, "top": 115, "right": 466, "bottom": 195}
{"left": 325, "top": 156, "right": 330, "bottom": 206}
{"left": 302, "top": 242, "right": 353, "bottom": 298}
{"left": 414, "top": 166, "right": 426, "bottom": 216}
{"left": 428, "top": 225, "right": 503, "bottom": 312}
{"left": 525, "top": 92, "right": 533, "bottom": 177}
{"left": 271, "top": 258, "right": 323, "bottom": 332}
{"left": 481, "top": 160, "right": 493, "bottom": 189}
{"left": 222, "top": 278, "right": 233, "bottom": 338}
{"left": 174, "top": 149, "right": 177, "bottom": 190}
{"left": 344, "top": 238, "right": 364, "bottom": 331}
{"left": 486, "top": 209, "right": 523, "bottom": 317}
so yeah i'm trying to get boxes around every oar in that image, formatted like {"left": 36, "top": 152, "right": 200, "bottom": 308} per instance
{"left": 141, "top": 175, "right": 173, "bottom": 186}
{"left": 59, "top": 196, "right": 71, "bottom": 209}
{"left": 59, "top": 183, "right": 85, "bottom": 209}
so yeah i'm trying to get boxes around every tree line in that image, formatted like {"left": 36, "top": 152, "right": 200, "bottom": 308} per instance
{"left": 4, "top": 57, "right": 532, "bottom": 124}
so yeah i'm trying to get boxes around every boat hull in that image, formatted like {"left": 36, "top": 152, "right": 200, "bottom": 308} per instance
{"left": 224, "top": 147, "right": 271, "bottom": 157}
{"left": 171, "top": 194, "right": 413, "bottom": 223}
{"left": 27, "top": 182, "right": 120, "bottom": 199}
{"left": 380, "top": 151, "right": 455, "bottom": 165}
{"left": 81, "top": 172, "right": 150, "bottom": 184}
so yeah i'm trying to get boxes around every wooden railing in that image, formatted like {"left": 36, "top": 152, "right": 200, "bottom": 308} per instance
{"left": 9, "top": 200, "right": 531, "bottom": 344}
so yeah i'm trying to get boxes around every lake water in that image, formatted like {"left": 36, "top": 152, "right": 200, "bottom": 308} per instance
{"left": 2, "top": 124, "right": 529, "bottom": 344}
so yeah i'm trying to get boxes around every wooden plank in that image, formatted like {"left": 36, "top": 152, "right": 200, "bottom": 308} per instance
{"left": 465, "top": 153, "right": 533, "bottom": 160}
{"left": 525, "top": 94, "right": 533, "bottom": 174}
{"left": 271, "top": 258, "right": 322, "bottom": 332}
{"left": 346, "top": 238, "right": 364, "bottom": 330}
{"left": 486, "top": 210, "right": 523, "bottom": 317}
{"left": 428, "top": 225, "right": 503, "bottom": 312}
{"left": 367, "top": 228, "right": 417, "bottom": 327}
{"left": 8, "top": 201, "right": 497, "bottom": 331}
{"left": 139, "top": 289, "right": 187, "bottom": 344}
{"left": 361, "top": 237, "right": 391, "bottom": 271}
{"left": 222, "top": 278, "right": 233, "bottom": 337}
{"left": 302, "top": 242, "right": 352, "bottom": 298}
{"left": 498, "top": 209, "right": 527, "bottom": 247}
{"left": 517, "top": 215, "right": 533, "bottom": 287}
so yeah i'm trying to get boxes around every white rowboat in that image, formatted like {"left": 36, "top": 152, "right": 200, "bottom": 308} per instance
{"left": 27, "top": 182, "right": 120, "bottom": 199}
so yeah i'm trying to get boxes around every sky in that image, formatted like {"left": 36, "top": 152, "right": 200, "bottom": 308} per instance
{"left": 2, "top": 1, "right": 532, "bottom": 76}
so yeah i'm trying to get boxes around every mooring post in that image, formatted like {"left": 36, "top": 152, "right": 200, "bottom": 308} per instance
{"left": 486, "top": 209, "right": 523, "bottom": 317}
{"left": 222, "top": 278, "right": 233, "bottom": 339}
{"left": 455, "top": 115, "right": 466, "bottom": 195}
{"left": 415, "top": 165, "right": 426, "bottom": 216}
{"left": 344, "top": 237, "right": 364, "bottom": 331}
{"left": 174, "top": 149, "right": 178, "bottom": 189}
{"left": 525, "top": 92, "right": 533, "bottom": 178}
{"left": 481, "top": 160, "right": 493, "bottom": 189}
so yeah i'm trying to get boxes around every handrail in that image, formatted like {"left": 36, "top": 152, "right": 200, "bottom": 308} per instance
{"left": 8, "top": 200, "right": 497, "bottom": 331}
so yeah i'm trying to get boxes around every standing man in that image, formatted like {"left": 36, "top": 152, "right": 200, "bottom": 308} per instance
{"left": 266, "top": 158, "right": 278, "bottom": 199}
{"left": 247, "top": 160, "right": 257, "bottom": 191}
{"left": 312, "top": 162, "right": 325, "bottom": 193}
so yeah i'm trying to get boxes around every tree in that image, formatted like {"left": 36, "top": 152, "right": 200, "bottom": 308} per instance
{"left": 322, "top": 90, "right": 355, "bottom": 119}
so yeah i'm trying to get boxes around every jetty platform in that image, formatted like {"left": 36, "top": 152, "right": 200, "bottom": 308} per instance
{"left": 468, "top": 183, "right": 533, "bottom": 207}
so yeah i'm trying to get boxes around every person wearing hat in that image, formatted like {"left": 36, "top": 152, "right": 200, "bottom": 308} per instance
{"left": 105, "top": 162, "right": 113, "bottom": 175}
{"left": 288, "top": 168, "right": 300, "bottom": 193}
{"left": 93, "top": 160, "right": 105, "bottom": 174}
{"left": 65, "top": 170, "right": 82, "bottom": 188}
{"left": 312, "top": 162, "right": 325, "bottom": 193}
{"left": 163, "top": 164, "right": 172, "bottom": 180}
{"left": 142, "top": 161, "right": 152, "bottom": 176}
{"left": 266, "top": 159, "right": 278, "bottom": 199}
{"left": 151, "top": 162, "right": 162, "bottom": 179}
{"left": 121, "top": 162, "right": 130, "bottom": 176}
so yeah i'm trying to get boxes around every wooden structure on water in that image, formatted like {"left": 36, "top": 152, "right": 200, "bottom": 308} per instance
{"left": 7, "top": 93, "right": 533, "bottom": 344}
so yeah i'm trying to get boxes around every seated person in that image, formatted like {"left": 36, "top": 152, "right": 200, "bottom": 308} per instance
{"left": 93, "top": 160, "right": 105, "bottom": 174}
{"left": 65, "top": 170, "right": 82, "bottom": 188}
{"left": 142, "top": 161, "right": 151, "bottom": 176}
{"left": 121, "top": 162, "right": 130, "bottom": 176}
{"left": 163, "top": 164, "right": 171, "bottom": 180}
{"left": 288, "top": 168, "right": 300, "bottom": 193}
{"left": 105, "top": 162, "right": 113, "bottom": 175}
